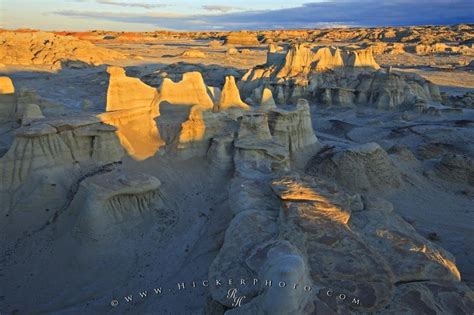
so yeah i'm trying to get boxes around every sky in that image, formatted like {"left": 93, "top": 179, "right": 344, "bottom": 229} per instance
{"left": 1, "top": 0, "right": 473, "bottom": 31}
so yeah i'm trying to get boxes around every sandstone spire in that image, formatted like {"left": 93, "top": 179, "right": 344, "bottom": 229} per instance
{"left": 216, "top": 76, "right": 250, "bottom": 111}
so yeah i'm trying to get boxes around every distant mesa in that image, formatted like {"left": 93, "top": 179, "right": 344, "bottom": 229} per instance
{"left": 224, "top": 32, "right": 260, "bottom": 46}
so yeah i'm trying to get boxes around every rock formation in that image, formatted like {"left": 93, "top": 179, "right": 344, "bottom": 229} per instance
{"left": 158, "top": 72, "right": 215, "bottom": 109}
{"left": 209, "top": 171, "right": 469, "bottom": 314}
{"left": 234, "top": 113, "right": 289, "bottom": 174}
{"left": 106, "top": 66, "right": 159, "bottom": 112}
{"left": 216, "top": 76, "right": 250, "bottom": 111}
{"left": 99, "top": 66, "right": 164, "bottom": 160}
{"left": 0, "top": 76, "right": 17, "bottom": 122}
{"left": 267, "top": 99, "right": 319, "bottom": 159}
{"left": 0, "top": 116, "right": 124, "bottom": 191}
{"left": 240, "top": 43, "right": 440, "bottom": 109}
{"left": 0, "top": 31, "right": 125, "bottom": 68}
{"left": 224, "top": 32, "right": 260, "bottom": 45}
{"left": 71, "top": 171, "right": 166, "bottom": 244}
{"left": 307, "top": 143, "right": 402, "bottom": 193}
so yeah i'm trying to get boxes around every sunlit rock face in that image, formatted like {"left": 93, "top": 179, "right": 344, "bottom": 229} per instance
{"left": 239, "top": 43, "right": 439, "bottom": 109}
{"left": 99, "top": 66, "right": 164, "bottom": 160}
{"left": 158, "top": 71, "right": 215, "bottom": 109}
{"left": 267, "top": 100, "right": 319, "bottom": 158}
{"left": 224, "top": 32, "right": 260, "bottom": 46}
{"left": 71, "top": 171, "right": 168, "bottom": 244}
{"left": 307, "top": 143, "right": 402, "bottom": 194}
{"left": 215, "top": 76, "right": 250, "bottom": 112}
{"left": 0, "top": 116, "right": 124, "bottom": 192}
{"left": 210, "top": 173, "right": 467, "bottom": 314}
{"left": 105, "top": 66, "right": 159, "bottom": 112}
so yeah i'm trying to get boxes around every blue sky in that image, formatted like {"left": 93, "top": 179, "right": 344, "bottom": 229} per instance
{"left": 1, "top": 0, "right": 473, "bottom": 31}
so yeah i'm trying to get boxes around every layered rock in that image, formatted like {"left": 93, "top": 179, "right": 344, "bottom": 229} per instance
{"left": 209, "top": 173, "right": 470, "bottom": 314}
{"left": 71, "top": 171, "right": 168, "bottom": 244}
{"left": 0, "top": 116, "right": 124, "bottom": 191}
{"left": 234, "top": 113, "right": 289, "bottom": 174}
{"left": 307, "top": 143, "right": 402, "bottom": 193}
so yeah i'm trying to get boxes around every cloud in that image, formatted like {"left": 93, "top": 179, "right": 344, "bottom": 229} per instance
{"left": 96, "top": 0, "right": 169, "bottom": 9}
{"left": 201, "top": 5, "right": 240, "bottom": 13}
{"left": 53, "top": 0, "right": 474, "bottom": 30}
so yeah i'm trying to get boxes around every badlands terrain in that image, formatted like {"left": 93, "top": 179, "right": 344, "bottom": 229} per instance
{"left": 0, "top": 25, "right": 474, "bottom": 314}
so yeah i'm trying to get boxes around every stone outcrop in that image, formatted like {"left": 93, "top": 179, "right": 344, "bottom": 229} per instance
{"left": 306, "top": 143, "right": 402, "bottom": 193}
{"left": 209, "top": 172, "right": 469, "bottom": 314}
{"left": 0, "top": 116, "right": 124, "bottom": 191}
{"left": 216, "top": 76, "right": 250, "bottom": 111}
{"left": 158, "top": 72, "right": 215, "bottom": 109}
{"left": 346, "top": 48, "right": 380, "bottom": 69}
{"left": 239, "top": 43, "right": 439, "bottom": 109}
{"left": 275, "top": 44, "right": 379, "bottom": 79}
{"left": 0, "top": 76, "right": 15, "bottom": 93}
{"left": 99, "top": 66, "right": 164, "bottom": 160}
{"left": 106, "top": 66, "right": 159, "bottom": 112}
{"left": 0, "top": 31, "right": 125, "bottom": 68}
{"left": 259, "top": 87, "right": 276, "bottom": 110}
